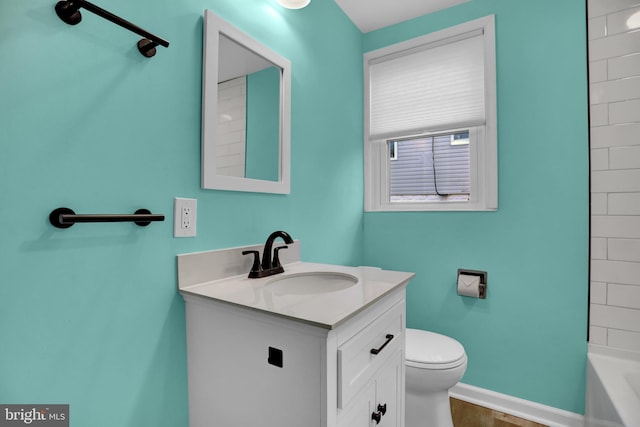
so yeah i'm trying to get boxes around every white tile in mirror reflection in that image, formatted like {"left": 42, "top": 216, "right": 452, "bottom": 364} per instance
{"left": 589, "top": 30, "right": 640, "bottom": 61}
{"left": 609, "top": 53, "right": 640, "bottom": 79}
{"left": 608, "top": 237, "right": 640, "bottom": 261}
{"left": 608, "top": 283, "right": 640, "bottom": 310}
{"left": 609, "top": 194, "right": 640, "bottom": 216}
{"left": 590, "top": 104, "right": 608, "bottom": 126}
{"left": 608, "top": 329, "right": 640, "bottom": 351}
{"left": 588, "top": 0, "right": 640, "bottom": 18}
{"left": 588, "top": 15, "right": 606, "bottom": 40}
{"left": 610, "top": 99, "right": 640, "bottom": 123}
{"left": 589, "top": 60, "right": 607, "bottom": 82}
{"left": 591, "top": 303, "right": 640, "bottom": 332}
{"left": 591, "top": 123, "right": 640, "bottom": 148}
{"left": 592, "top": 170, "right": 640, "bottom": 193}
{"left": 590, "top": 76, "right": 640, "bottom": 104}
{"left": 606, "top": 6, "right": 640, "bottom": 35}
{"left": 592, "top": 259, "right": 640, "bottom": 283}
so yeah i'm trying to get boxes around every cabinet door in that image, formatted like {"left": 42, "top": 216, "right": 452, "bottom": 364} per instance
{"left": 338, "top": 382, "right": 375, "bottom": 427}
{"left": 339, "top": 349, "right": 403, "bottom": 427}
{"left": 375, "top": 349, "right": 403, "bottom": 427}
{"left": 185, "top": 301, "right": 324, "bottom": 427}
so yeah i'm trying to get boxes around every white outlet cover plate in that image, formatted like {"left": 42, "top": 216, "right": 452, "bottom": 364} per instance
{"left": 174, "top": 197, "right": 197, "bottom": 237}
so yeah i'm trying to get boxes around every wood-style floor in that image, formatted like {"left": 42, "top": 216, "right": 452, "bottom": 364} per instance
{"left": 450, "top": 398, "right": 548, "bottom": 427}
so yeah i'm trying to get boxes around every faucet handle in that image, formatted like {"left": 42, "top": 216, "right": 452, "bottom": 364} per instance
{"left": 242, "top": 250, "right": 261, "bottom": 277}
{"left": 273, "top": 246, "right": 289, "bottom": 269}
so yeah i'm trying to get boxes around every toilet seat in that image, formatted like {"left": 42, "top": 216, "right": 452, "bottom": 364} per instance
{"left": 406, "top": 328, "right": 467, "bottom": 370}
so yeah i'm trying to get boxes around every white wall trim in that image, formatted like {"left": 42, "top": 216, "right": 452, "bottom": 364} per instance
{"left": 450, "top": 383, "right": 585, "bottom": 427}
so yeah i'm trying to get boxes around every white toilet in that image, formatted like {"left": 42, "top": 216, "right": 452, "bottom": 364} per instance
{"left": 405, "top": 328, "right": 467, "bottom": 427}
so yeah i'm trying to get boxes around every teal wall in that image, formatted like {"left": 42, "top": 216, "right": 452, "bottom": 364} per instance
{"left": 246, "top": 66, "right": 280, "bottom": 182}
{"left": 0, "top": 0, "right": 589, "bottom": 423}
{"left": 363, "top": 0, "right": 589, "bottom": 414}
{"left": 0, "top": 0, "right": 362, "bottom": 425}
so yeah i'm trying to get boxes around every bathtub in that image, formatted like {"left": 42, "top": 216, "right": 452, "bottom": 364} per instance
{"left": 586, "top": 344, "right": 640, "bottom": 427}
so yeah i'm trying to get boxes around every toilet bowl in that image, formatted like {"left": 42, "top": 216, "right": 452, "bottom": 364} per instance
{"left": 405, "top": 328, "right": 467, "bottom": 427}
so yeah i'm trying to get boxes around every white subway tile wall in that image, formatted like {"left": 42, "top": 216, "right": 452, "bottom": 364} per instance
{"left": 589, "top": 0, "right": 640, "bottom": 351}
{"left": 216, "top": 77, "right": 247, "bottom": 178}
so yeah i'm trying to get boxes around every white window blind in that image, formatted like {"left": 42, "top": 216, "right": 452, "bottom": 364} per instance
{"left": 369, "top": 31, "right": 485, "bottom": 140}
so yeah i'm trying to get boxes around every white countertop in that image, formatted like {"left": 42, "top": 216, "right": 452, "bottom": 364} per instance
{"left": 179, "top": 261, "right": 414, "bottom": 329}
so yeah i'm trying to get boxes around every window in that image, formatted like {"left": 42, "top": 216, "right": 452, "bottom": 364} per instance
{"left": 364, "top": 15, "right": 497, "bottom": 212}
{"left": 389, "top": 130, "right": 471, "bottom": 203}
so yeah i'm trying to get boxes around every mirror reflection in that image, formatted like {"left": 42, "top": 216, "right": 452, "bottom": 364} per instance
{"left": 216, "top": 35, "right": 281, "bottom": 182}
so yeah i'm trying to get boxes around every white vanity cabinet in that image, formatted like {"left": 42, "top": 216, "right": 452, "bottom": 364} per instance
{"left": 182, "top": 287, "right": 406, "bottom": 427}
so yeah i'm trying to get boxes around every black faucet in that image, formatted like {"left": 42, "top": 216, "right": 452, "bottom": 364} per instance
{"left": 242, "top": 230, "right": 294, "bottom": 278}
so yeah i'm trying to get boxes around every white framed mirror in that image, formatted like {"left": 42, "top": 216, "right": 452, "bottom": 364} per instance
{"left": 201, "top": 10, "right": 291, "bottom": 194}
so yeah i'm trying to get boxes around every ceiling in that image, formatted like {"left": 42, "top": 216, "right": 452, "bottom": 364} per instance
{"left": 333, "top": 0, "right": 472, "bottom": 33}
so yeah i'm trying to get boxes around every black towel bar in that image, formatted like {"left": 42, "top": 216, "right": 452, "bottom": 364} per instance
{"left": 54, "top": 0, "right": 170, "bottom": 57}
{"left": 49, "top": 207, "right": 165, "bottom": 229}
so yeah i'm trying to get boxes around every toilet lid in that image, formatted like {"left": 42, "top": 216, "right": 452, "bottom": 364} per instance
{"left": 406, "top": 328, "right": 466, "bottom": 367}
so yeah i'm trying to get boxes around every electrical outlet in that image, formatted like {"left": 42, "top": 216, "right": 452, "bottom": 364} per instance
{"left": 174, "top": 197, "right": 197, "bottom": 237}
{"left": 181, "top": 206, "right": 192, "bottom": 229}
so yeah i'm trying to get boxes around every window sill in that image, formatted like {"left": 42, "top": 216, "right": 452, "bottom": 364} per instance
{"left": 366, "top": 200, "right": 497, "bottom": 212}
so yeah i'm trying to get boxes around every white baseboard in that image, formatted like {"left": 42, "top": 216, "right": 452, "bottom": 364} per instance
{"left": 449, "top": 383, "right": 585, "bottom": 427}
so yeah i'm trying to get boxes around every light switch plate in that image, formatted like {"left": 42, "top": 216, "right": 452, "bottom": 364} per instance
{"left": 174, "top": 197, "right": 197, "bottom": 237}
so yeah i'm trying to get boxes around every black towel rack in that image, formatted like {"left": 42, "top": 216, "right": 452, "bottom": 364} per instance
{"left": 49, "top": 207, "right": 165, "bottom": 229}
{"left": 54, "top": 0, "right": 170, "bottom": 57}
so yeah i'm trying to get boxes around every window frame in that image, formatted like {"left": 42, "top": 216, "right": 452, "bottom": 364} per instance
{"left": 364, "top": 15, "right": 497, "bottom": 212}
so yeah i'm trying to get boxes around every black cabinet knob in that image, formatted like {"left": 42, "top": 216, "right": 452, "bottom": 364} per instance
{"left": 377, "top": 403, "right": 387, "bottom": 415}
{"left": 371, "top": 411, "right": 382, "bottom": 424}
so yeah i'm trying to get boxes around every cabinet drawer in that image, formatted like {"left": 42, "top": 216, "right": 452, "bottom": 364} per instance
{"left": 337, "top": 301, "right": 404, "bottom": 408}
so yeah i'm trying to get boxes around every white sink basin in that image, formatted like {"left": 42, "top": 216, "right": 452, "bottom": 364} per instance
{"left": 266, "top": 272, "right": 358, "bottom": 295}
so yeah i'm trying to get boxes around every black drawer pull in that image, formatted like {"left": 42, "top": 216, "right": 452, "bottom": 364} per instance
{"left": 370, "top": 334, "right": 394, "bottom": 355}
